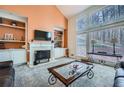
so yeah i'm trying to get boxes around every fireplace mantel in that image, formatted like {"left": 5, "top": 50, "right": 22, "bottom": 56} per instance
{"left": 29, "top": 41, "right": 54, "bottom": 66}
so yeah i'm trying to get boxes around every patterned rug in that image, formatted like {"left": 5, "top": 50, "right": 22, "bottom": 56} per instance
{"left": 14, "top": 58, "right": 115, "bottom": 87}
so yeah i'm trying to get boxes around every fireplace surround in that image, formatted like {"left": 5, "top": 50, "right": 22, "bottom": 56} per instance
{"left": 29, "top": 41, "right": 54, "bottom": 66}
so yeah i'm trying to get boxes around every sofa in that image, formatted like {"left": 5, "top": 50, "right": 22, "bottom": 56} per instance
{"left": 0, "top": 61, "right": 15, "bottom": 87}
{"left": 114, "top": 62, "right": 124, "bottom": 87}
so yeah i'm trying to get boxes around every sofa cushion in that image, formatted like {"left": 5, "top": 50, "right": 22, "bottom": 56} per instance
{"left": 114, "top": 77, "right": 124, "bottom": 87}
{"left": 0, "top": 61, "right": 14, "bottom": 87}
{"left": 120, "top": 62, "right": 124, "bottom": 68}
{"left": 115, "top": 68, "right": 124, "bottom": 76}
{"left": 0, "top": 68, "right": 15, "bottom": 87}
{"left": 0, "top": 68, "right": 13, "bottom": 76}
{"left": 0, "top": 61, "right": 13, "bottom": 69}
{"left": 114, "top": 68, "right": 124, "bottom": 87}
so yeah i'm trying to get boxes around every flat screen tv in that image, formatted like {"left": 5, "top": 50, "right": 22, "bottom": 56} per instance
{"left": 34, "top": 30, "right": 51, "bottom": 41}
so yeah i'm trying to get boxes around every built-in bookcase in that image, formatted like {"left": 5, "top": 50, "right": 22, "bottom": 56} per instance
{"left": 54, "top": 31, "right": 64, "bottom": 48}
{"left": 0, "top": 10, "right": 27, "bottom": 49}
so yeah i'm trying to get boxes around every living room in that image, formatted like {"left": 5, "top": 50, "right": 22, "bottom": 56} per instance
{"left": 0, "top": 5, "right": 124, "bottom": 88}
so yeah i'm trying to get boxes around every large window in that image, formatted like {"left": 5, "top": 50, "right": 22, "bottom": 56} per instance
{"left": 89, "top": 27, "right": 124, "bottom": 55}
{"left": 76, "top": 34, "right": 87, "bottom": 57}
{"left": 76, "top": 5, "right": 124, "bottom": 57}
{"left": 91, "top": 11, "right": 103, "bottom": 25}
{"left": 118, "top": 5, "right": 124, "bottom": 18}
{"left": 103, "top": 5, "right": 117, "bottom": 23}
{"left": 76, "top": 5, "right": 124, "bottom": 31}
{"left": 76, "top": 16, "right": 87, "bottom": 32}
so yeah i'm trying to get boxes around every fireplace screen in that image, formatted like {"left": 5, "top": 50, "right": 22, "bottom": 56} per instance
{"left": 34, "top": 50, "right": 50, "bottom": 65}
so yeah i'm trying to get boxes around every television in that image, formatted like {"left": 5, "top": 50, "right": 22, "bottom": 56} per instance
{"left": 34, "top": 30, "right": 51, "bottom": 41}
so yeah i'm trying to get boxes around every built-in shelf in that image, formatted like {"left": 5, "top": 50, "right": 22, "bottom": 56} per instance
{"left": 0, "top": 40, "right": 25, "bottom": 43}
{"left": 55, "top": 34, "right": 62, "bottom": 36}
{"left": 54, "top": 31, "right": 63, "bottom": 48}
{"left": 0, "top": 23, "right": 25, "bottom": 30}
{"left": 0, "top": 11, "right": 27, "bottom": 49}
{"left": 55, "top": 40, "right": 62, "bottom": 41}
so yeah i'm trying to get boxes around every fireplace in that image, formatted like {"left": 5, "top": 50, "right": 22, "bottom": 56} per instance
{"left": 34, "top": 50, "right": 50, "bottom": 65}
{"left": 29, "top": 42, "right": 54, "bottom": 67}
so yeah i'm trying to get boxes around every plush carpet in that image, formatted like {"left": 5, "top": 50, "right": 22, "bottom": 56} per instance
{"left": 14, "top": 58, "right": 115, "bottom": 87}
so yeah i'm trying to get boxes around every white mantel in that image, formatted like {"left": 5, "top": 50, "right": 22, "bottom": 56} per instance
{"left": 29, "top": 41, "right": 54, "bottom": 66}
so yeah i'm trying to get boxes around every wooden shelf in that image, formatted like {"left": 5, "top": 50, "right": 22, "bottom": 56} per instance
{"left": 0, "top": 14, "right": 27, "bottom": 49}
{"left": 55, "top": 34, "right": 62, "bottom": 36}
{"left": 0, "top": 40, "right": 25, "bottom": 43}
{"left": 54, "top": 30, "right": 63, "bottom": 48}
{"left": 55, "top": 40, "right": 62, "bottom": 41}
{"left": 0, "top": 23, "right": 25, "bottom": 30}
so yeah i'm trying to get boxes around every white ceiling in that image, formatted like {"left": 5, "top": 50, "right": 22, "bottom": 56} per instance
{"left": 56, "top": 5, "right": 91, "bottom": 19}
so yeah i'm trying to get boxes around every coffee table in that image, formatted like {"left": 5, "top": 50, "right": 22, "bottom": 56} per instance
{"left": 48, "top": 60, "right": 94, "bottom": 87}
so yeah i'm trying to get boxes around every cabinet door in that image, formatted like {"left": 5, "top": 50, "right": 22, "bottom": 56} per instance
{"left": 12, "top": 50, "right": 26, "bottom": 65}
{"left": 55, "top": 48, "right": 65, "bottom": 58}
{"left": 55, "top": 48, "right": 60, "bottom": 58}
{"left": 59, "top": 49, "right": 62, "bottom": 57}
{"left": 0, "top": 51, "right": 11, "bottom": 62}
{"left": 60, "top": 48, "right": 65, "bottom": 57}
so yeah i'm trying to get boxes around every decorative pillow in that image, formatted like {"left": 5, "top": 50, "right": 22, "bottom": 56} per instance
{"left": 120, "top": 62, "right": 124, "bottom": 68}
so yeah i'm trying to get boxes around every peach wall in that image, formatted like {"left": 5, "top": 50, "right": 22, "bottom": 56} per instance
{"left": 0, "top": 5, "right": 68, "bottom": 47}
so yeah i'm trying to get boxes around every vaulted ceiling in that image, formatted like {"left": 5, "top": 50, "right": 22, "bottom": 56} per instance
{"left": 56, "top": 5, "right": 91, "bottom": 19}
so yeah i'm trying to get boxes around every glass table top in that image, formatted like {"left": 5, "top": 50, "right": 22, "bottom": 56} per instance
{"left": 53, "top": 61, "right": 93, "bottom": 79}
